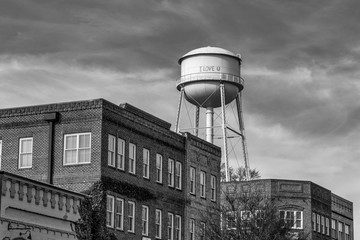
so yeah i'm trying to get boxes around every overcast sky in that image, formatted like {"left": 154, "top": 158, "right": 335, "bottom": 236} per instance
{"left": 0, "top": 0, "right": 359, "bottom": 235}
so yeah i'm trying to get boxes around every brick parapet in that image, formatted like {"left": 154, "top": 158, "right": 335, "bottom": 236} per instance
{"left": 331, "top": 193, "right": 353, "bottom": 219}
{"left": 0, "top": 99, "right": 103, "bottom": 118}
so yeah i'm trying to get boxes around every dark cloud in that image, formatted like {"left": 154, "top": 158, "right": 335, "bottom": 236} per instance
{"left": 1, "top": 0, "right": 359, "bottom": 232}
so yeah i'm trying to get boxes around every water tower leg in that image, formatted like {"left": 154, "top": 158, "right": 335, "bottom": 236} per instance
{"left": 220, "top": 83, "right": 230, "bottom": 182}
{"left": 194, "top": 106, "right": 200, "bottom": 136}
{"left": 175, "top": 87, "right": 184, "bottom": 133}
{"left": 206, "top": 107, "right": 214, "bottom": 143}
{"left": 236, "top": 93, "right": 251, "bottom": 180}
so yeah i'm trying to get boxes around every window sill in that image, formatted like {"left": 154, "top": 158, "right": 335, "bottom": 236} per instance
{"left": 63, "top": 162, "right": 91, "bottom": 166}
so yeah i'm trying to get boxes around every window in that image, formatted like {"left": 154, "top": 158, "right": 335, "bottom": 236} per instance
{"left": 129, "top": 143, "right": 136, "bottom": 174}
{"left": 254, "top": 210, "right": 265, "bottom": 227}
{"left": 338, "top": 222, "right": 344, "bottom": 240}
{"left": 175, "top": 215, "right": 181, "bottom": 240}
{"left": 115, "top": 198, "right": 124, "bottom": 230}
{"left": 168, "top": 212, "right": 174, "bottom": 240}
{"left": 155, "top": 209, "right": 162, "bottom": 239}
{"left": 168, "top": 159, "right": 174, "bottom": 187}
{"left": 317, "top": 214, "right": 320, "bottom": 232}
{"left": 332, "top": 219, "right": 337, "bottom": 239}
{"left": 279, "top": 210, "right": 303, "bottom": 229}
{"left": 325, "top": 217, "right": 330, "bottom": 236}
{"left": 142, "top": 205, "right": 149, "bottom": 236}
{"left": 312, "top": 213, "right": 316, "bottom": 231}
{"left": 64, "top": 133, "right": 91, "bottom": 165}
{"left": 345, "top": 224, "right": 350, "bottom": 240}
{"left": 143, "top": 148, "right": 150, "bottom": 179}
{"left": 189, "top": 219, "right": 195, "bottom": 240}
{"left": 175, "top": 161, "right": 182, "bottom": 190}
{"left": 108, "top": 135, "right": 116, "bottom": 167}
{"left": 210, "top": 175, "right": 216, "bottom": 201}
{"left": 106, "top": 195, "right": 114, "bottom": 228}
{"left": 128, "top": 201, "right": 135, "bottom": 233}
{"left": 117, "top": 138, "right": 125, "bottom": 170}
{"left": 321, "top": 216, "right": 325, "bottom": 234}
{"left": 190, "top": 167, "right": 196, "bottom": 195}
{"left": 19, "top": 137, "right": 33, "bottom": 168}
{"left": 0, "top": 140, "right": 2, "bottom": 170}
{"left": 241, "top": 210, "right": 251, "bottom": 221}
{"left": 200, "top": 222, "right": 206, "bottom": 240}
{"left": 156, "top": 154, "right": 163, "bottom": 183}
{"left": 200, "top": 171, "right": 206, "bottom": 198}
{"left": 226, "top": 211, "right": 237, "bottom": 230}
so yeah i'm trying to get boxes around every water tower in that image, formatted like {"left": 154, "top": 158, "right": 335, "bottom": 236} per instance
{"left": 174, "top": 46, "right": 250, "bottom": 181}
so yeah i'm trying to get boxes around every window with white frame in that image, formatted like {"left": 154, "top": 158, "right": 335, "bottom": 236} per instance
{"left": 143, "top": 148, "right": 150, "bottom": 179}
{"left": 317, "top": 214, "right": 321, "bottom": 232}
{"left": 108, "top": 135, "right": 116, "bottom": 167}
{"left": 321, "top": 216, "right": 325, "bottom": 234}
{"left": 325, "top": 217, "right": 330, "bottom": 236}
{"left": 117, "top": 138, "right": 125, "bottom": 170}
{"left": 156, "top": 154, "right": 163, "bottom": 183}
{"left": 210, "top": 175, "right": 216, "bottom": 201}
{"left": 155, "top": 209, "right": 162, "bottom": 239}
{"left": 19, "top": 137, "right": 33, "bottom": 168}
{"left": 345, "top": 224, "right": 350, "bottom": 240}
{"left": 200, "top": 222, "right": 206, "bottom": 240}
{"left": 240, "top": 210, "right": 251, "bottom": 221}
{"left": 168, "top": 159, "right": 174, "bottom": 187}
{"left": 189, "top": 218, "right": 195, "bottom": 240}
{"left": 0, "top": 139, "right": 2, "bottom": 170}
{"left": 129, "top": 143, "right": 136, "bottom": 174}
{"left": 331, "top": 219, "right": 337, "bottom": 238}
{"left": 175, "top": 161, "right": 182, "bottom": 190}
{"left": 64, "top": 133, "right": 91, "bottom": 165}
{"left": 128, "top": 201, "right": 135, "bottom": 233}
{"left": 115, "top": 198, "right": 124, "bottom": 230}
{"left": 226, "top": 211, "right": 237, "bottom": 230}
{"left": 142, "top": 205, "right": 149, "bottom": 236}
{"left": 338, "top": 222, "right": 344, "bottom": 240}
{"left": 175, "top": 215, "right": 181, "bottom": 240}
{"left": 279, "top": 210, "right": 303, "bottom": 229}
{"left": 106, "top": 195, "right": 114, "bottom": 228}
{"left": 312, "top": 213, "right": 316, "bottom": 231}
{"left": 168, "top": 212, "right": 174, "bottom": 240}
{"left": 200, "top": 171, "right": 206, "bottom": 198}
{"left": 190, "top": 167, "right": 196, "bottom": 195}
{"left": 254, "top": 210, "right": 265, "bottom": 227}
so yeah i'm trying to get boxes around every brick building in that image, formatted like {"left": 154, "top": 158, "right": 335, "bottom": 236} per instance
{"left": 0, "top": 98, "right": 221, "bottom": 239}
{"left": 222, "top": 179, "right": 354, "bottom": 240}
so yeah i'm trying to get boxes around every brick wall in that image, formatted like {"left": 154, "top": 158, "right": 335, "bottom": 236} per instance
{"left": 0, "top": 98, "right": 224, "bottom": 240}
{"left": 184, "top": 132, "right": 222, "bottom": 240}
{"left": 101, "top": 104, "right": 187, "bottom": 239}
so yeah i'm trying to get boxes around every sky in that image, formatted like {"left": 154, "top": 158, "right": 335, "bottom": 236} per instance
{"left": 0, "top": 0, "right": 359, "bottom": 235}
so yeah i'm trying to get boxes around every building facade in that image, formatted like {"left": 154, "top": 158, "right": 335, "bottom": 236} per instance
{"left": 0, "top": 171, "right": 84, "bottom": 240}
{"left": 0, "top": 98, "right": 221, "bottom": 239}
{"left": 222, "top": 179, "right": 354, "bottom": 240}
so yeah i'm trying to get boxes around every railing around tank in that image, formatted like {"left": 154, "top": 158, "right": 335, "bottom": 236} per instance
{"left": 176, "top": 72, "right": 244, "bottom": 86}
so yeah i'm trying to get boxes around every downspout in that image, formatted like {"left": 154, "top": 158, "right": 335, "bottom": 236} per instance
{"left": 44, "top": 112, "right": 59, "bottom": 184}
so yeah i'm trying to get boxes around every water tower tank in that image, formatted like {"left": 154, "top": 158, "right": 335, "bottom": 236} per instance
{"left": 177, "top": 46, "right": 243, "bottom": 108}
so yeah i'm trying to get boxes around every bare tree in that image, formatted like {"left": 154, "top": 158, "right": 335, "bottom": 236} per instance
{"left": 221, "top": 164, "right": 261, "bottom": 182}
{"left": 200, "top": 184, "right": 308, "bottom": 240}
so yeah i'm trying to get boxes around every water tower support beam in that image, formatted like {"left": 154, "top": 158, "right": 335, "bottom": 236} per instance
{"left": 220, "top": 83, "right": 230, "bottom": 182}
{"left": 236, "top": 92, "right": 251, "bottom": 180}
{"left": 206, "top": 107, "right": 214, "bottom": 143}
{"left": 175, "top": 87, "right": 184, "bottom": 133}
{"left": 194, "top": 106, "right": 200, "bottom": 136}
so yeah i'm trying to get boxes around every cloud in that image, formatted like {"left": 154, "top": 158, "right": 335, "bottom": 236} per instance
{"left": 0, "top": 0, "right": 359, "bottom": 235}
